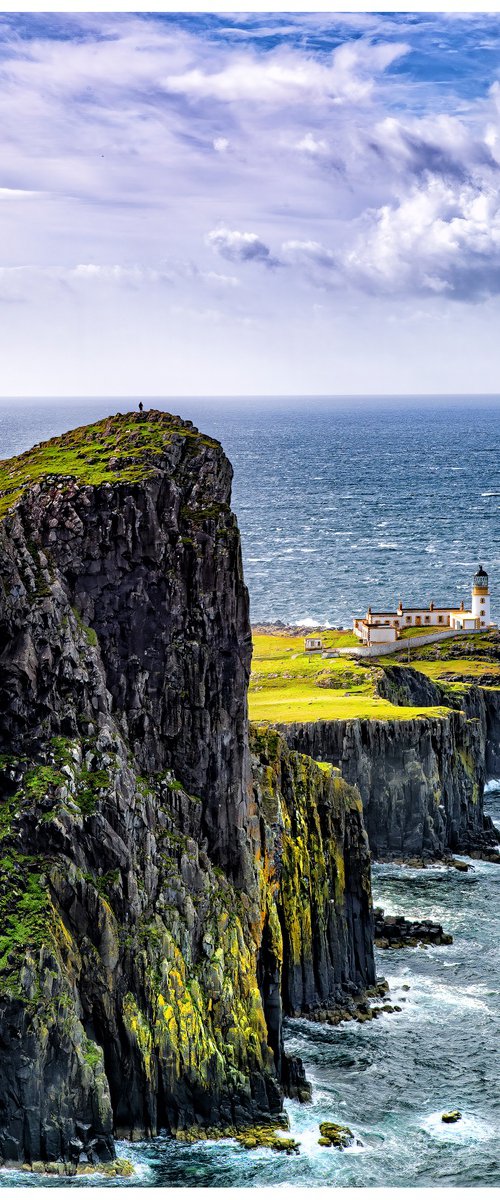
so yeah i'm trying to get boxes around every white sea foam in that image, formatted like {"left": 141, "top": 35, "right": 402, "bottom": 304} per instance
{"left": 484, "top": 778, "right": 500, "bottom": 793}
{"left": 420, "top": 1111, "right": 494, "bottom": 1143}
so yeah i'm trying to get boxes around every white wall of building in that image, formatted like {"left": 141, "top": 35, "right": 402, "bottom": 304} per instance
{"left": 337, "top": 628, "right": 487, "bottom": 659}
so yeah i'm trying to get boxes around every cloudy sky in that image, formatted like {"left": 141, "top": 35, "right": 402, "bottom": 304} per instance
{"left": 3, "top": 10, "right": 500, "bottom": 396}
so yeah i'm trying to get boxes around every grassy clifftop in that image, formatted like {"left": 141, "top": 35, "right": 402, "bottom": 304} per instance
{"left": 249, "top": 632, "right": 451, "bottom": 722}
{"left": 0, "top": 410, "right": 219, "bottom": 521}
{"left": 249, "top": 629, "right": 500, "bottom": 724}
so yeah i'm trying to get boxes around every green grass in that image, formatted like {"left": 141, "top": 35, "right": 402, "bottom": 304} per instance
{"left": 0, "top": 853, "right": 52, "bottom": 988}
{"left": 398, "top": 624, "right": 450, "bottom": 639}
{"left": 0, "top": 410, "right": 219, "bottom": 521}
{"left": 249, "top": 633, "right": 450, "bottom": 723}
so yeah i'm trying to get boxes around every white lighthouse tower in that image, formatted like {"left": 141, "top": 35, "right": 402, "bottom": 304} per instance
{"left": 471, "top": 565, "right": 491, "bottom": 628}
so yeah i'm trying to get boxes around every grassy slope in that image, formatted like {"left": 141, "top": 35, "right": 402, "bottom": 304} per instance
{"left": 384, "top": 632, "right": 500, "bottom": 681}
{"left": 249, "top": 632, "right": 450, "bottom": 723}
{"left": 0, "top": 410, "right": 218, "bottom": 521}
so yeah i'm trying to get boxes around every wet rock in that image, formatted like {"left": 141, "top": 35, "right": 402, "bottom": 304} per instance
{"left": 236, "top": 1128, "right": 300, "bottom": 1154}
{"left": 281, "top": 1054, "right": 312, "bottom": 1103}
{"left": 374, "top": 907, "right": 453, "bottom": 948}
{"left": 318, "top": 1121, "right": 355, "bottom": 1150}
{"left": 441, "top": 1111, "right": 462, "bottom": 1124}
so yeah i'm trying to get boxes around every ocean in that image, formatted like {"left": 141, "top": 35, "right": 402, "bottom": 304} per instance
{"left": 0, "top": 396, "right": 499, "bottom": 1188}
{"left": 1, "top": 397, "right": 499, "bottom": 628}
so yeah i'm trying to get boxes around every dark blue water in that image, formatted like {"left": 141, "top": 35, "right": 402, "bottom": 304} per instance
{"left": 0, "top": 398, "right": 499, "bottom": 1187}
{"left": 1, "top": 397, "right": 499, "bottom": 627}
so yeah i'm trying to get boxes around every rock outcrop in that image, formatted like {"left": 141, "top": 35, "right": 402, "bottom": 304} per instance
{"left": 373, "top": 908, "right": 452, "bottom": 949}
{"left": 250, "top": 726, "right": 375, "bottom": 1027}
{"left": 0, "top": 412, "right": 375, "bottom": 1168}
{"left": 0, "top": 412, "right": 252, "bottom": 884}
{"left": 279, "top": 695, "right": 498, "bottom": 861}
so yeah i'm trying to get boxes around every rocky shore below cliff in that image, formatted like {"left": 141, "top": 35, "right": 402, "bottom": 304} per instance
{"left": 373, "top": 907, "right": 453, "bottom": 949}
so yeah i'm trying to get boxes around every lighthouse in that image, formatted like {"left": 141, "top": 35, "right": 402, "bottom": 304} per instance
{"left": 471, "top": 565, "right": 491, "bottom": 628}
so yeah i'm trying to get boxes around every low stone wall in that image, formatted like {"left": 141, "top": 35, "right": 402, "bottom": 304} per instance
{"left": 337, "top": 629, "right": 482, "bottom": 660}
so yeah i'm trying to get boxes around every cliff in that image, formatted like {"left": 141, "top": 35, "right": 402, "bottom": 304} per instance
{"left": 0, "top": 412, "right": 251, "bottom": 884}
{"left": 0, "top": 412, "right": 374, "bottom": 1168}
{"left": 250, "top": 726, "right": 375, "bottom": 1032}
{"left": 280, "top": 664, "right": 500, "bottom": 861}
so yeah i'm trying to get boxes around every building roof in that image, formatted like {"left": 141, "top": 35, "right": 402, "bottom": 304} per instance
{"left": 399, "top": 605, "right": 463, "bottom": 612}
{"left": 365, "top": 605, "right": 464, "bottom": 614}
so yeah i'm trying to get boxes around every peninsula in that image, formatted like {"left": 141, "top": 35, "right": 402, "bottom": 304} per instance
{"left": 0, "top": 411, "right": 498, "bottom": 1173}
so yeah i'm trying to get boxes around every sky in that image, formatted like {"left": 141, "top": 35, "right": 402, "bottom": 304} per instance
{"left": 3, "top": 11, "right": 500, "bottom": 396}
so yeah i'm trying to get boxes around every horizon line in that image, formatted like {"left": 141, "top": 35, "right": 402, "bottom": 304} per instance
{"left": 1, "top": 392, "right": 500, "bottom": 402}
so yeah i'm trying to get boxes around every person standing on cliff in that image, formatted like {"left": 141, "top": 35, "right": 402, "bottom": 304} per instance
{"left": 138, "top": 401, "right": 143, "bottom": 413}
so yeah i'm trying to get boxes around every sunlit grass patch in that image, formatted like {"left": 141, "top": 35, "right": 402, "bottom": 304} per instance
{"left": 0, "top": 410, "right": 219, "bottom": 521}
{"left": 249, "top": 634, "right": 450, "bottom": 723}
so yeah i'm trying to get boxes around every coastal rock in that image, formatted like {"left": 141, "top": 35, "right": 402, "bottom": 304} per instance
{"left": 278, "top": 690, "right": 499, "bottom": 861}
{"left": 318, "top": 1121, "right": 355, "bottom": 1149}
{"left": 250, "top": 725, "right": 375, "bottom": 1022}
{"left": 235, "top": 1128, "right": 300, "bottom": 1153}
{"left": 0, "top": 412, "right": 376, "bottom": 1166}
{"left": 374, "top": 907, "right": 453, "bottom": 948}
{"left": 0, "top": 411, "right": 252, "bottom": 884}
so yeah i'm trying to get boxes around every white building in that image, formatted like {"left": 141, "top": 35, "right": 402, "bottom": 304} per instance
{"left": 353, "top": 566, "right": 493, "bottom": 646}
{"left": 304, "top": 636, "right": 323, "bottom": 652}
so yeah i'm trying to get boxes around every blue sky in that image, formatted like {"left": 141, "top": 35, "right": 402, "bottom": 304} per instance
{"left": 2, "top": 11, "right": 500, "bottom": 396}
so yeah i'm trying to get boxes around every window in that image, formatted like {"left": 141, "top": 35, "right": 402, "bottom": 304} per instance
{"left": 406, "top": 616, "right": 411, "bottom": 623}
{"left": 438, "top": 615, "right": 443, "bottom": 624}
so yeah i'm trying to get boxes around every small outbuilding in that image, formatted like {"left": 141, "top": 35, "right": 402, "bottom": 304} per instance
{"left": 304, "top": 636, "right": 323, "bottom": 652}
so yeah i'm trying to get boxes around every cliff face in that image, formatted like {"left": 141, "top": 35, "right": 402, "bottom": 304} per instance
{"left": 250, "top": 726, "right": 375, "bottom": 1031}
{"left": 280, "top": 683, "right": 498, "bottom": 860}
{"left": 0, "top": 412, "right": 375, "bottom": 1168}
{"left": 0, "top": 414, "right": 251, "bottom": 883}
{"left": 478, "top": 688, "right": 500, "bottom": 780}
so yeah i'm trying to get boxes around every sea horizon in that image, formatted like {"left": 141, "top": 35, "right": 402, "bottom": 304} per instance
{"left": 2, "top": 397, "right": 499, "bottom": 629}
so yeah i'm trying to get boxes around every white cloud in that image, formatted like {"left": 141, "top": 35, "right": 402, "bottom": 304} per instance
{"left": 207, "top": 227, "right": 278, "bottom": 267}
{"left": 164, "top": 40, "right": 408, "bottom": 107}
{"left": 343, "top": 177, "right": 500, "bottom": 300}
{"left": 1, "top": 13, "right": 500, "bottom": 394}
{"left": 295, "top": 133, "right": 328, "bottom": 156}
{"left": 201, "top": 270, "right": 240, "bottom": 288}
{"left": 368, "top": 113, "right": 496, "bottom": 180}
{"left": 281, "top": 239, "right": 338, "bottom": 288}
